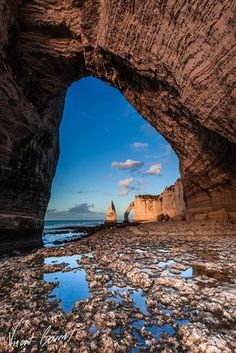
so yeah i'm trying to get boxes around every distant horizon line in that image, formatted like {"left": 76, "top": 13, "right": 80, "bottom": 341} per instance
{"left": 44, "top": 218, "right": 124, "bottom": 221}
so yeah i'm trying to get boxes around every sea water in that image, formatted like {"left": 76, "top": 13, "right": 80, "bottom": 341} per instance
{"left": 43, "top": 220, "right": 103, "bottom": 247}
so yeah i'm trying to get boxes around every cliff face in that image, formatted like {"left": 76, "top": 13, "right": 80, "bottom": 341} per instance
{"left": 174, "top": 179, "right": 186, "bottom": 217}
{"left": 104, "top": 201, "right": 117, "bottom": 224}
{"left": 127, "top": 180, "right": 186, "bottom": 222}
{"left": 0, "top": 1, "right": 236, "bottom": 245}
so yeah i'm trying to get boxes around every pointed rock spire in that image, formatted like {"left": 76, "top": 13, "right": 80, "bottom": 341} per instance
{"left": 104, "top": 201, "right": 117, "bottom": 224}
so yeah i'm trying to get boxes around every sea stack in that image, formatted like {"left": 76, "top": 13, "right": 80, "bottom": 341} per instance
{"left": 105, "top": 201, "right": 117, "bottom": 224}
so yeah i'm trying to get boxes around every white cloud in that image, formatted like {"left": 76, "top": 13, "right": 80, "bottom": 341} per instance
{"left": 144, "top": 163, "right": 162, "bottom": 176}
{"left": 131, "top": 142, "right": 149, "bottom": 150}
{"left": 112, "top": 159, "right": 143, "bottom": 169}
{"left": 119, "top": 188, "right": 130, "bottom": 197}
{"left": 118, "top": 177, "right": 134, "bottom": 187}
{"left": 118, "top": 177, "right": 134, "bottom": 197}
{"left": 118, "top": 178, "right": 148, "bottom": 197}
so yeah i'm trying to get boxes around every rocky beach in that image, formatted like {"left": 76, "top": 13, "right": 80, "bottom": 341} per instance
{"left": 0, "top": 221, "right": 235, "bottom": 353}
{"left": 0, "top": 1, "right": 236, "bottom": 352}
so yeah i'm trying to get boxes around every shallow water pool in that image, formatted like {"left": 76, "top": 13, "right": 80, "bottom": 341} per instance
{"left": 44, "top": 268, "right": 90, "bottom": 312}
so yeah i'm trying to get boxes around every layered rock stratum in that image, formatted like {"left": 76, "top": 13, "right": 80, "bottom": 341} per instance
{"left": 125, "top": 179, "right": 186, "bottom": 222}
{"left": 0, "top": 0, "right": 236, "bottom": 246}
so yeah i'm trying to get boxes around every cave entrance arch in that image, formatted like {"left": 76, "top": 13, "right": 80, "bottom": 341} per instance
{"left": 45, "top": 77, "right": 180, "bottom": 224}
{"left": 0, "top": 0, "right": 236, "bottom": 250}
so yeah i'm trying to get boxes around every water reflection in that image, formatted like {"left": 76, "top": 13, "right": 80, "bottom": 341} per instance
{"left": 180, "top": 267, "right": 193, "bottom": 278}
{"left": 44, "top": 255, "right": 81, "bottom": 269}
{"left": 44, "top": 255, "right": 90, "bottom": 312}
{"left": 158, "top": 260, "right": 176, "bottom": 268}
{"left": 44, "top": 269, "right": 90, "bottom": 313}
{"left": 130, "top": 289, "right": 148, "bottom": 315}
{"left": 108, "top": 285, "right": 148, "bottom": 315}
{"left": 146, "top": 323, "right": 175, "bottom": 339}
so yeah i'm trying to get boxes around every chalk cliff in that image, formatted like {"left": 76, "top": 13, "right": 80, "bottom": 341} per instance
{"left": 0, "top": 0, "right": 235, "bottom": 247}
{"left": 125, "top": 179, "right": 186, "bottom": 222}
{"left": 105, "top": 201, "right": 117, "bottom": 224}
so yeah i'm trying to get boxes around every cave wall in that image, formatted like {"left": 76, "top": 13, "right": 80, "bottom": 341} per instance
{"left": 0, "top": 0, "right": 236, "bottom": 246}
{"left": 174, "top": 179, "right": 186, "bottom": 217}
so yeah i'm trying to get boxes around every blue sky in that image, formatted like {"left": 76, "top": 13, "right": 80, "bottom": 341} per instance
{"left": 46, "top": 77, "right": 180, "bottom": 220}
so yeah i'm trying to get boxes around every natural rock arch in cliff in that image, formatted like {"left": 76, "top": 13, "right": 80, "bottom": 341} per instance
{"left": 0, "top": 0, "right": 235, "bottom": 248}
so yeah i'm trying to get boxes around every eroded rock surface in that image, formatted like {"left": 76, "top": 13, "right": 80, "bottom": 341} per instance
{"left": 125, "top": 179, "right": 186, "bottom": 222}
{"left": 105, "top": 201, "right": 117, "bottom": 224}
{"left": 0, "top": 222, "right": 235, "bottom": 352}
{"left": 0, "top": 0, "right": 236, "bottom": 241}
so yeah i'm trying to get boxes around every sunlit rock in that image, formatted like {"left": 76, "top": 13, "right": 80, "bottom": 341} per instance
{"left": 104, "top": 201, "right": 117, "bottom": 224}
{"left": 124, "top": 179, "right": 186, "bottom": 222}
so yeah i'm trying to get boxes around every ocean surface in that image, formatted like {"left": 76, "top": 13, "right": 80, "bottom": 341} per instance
{"left": 43, "top": 220, "right": 103, "bottom": 247}
{"left": 44, "top": 220, "right": 103, "bottom": 230}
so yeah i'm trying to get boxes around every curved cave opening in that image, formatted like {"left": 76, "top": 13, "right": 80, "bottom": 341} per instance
{"left": 44, "top": 77, "right": 180, "bottom": 235}
{"left": 0, "top": 0, "right": 235, "bottom": 253}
